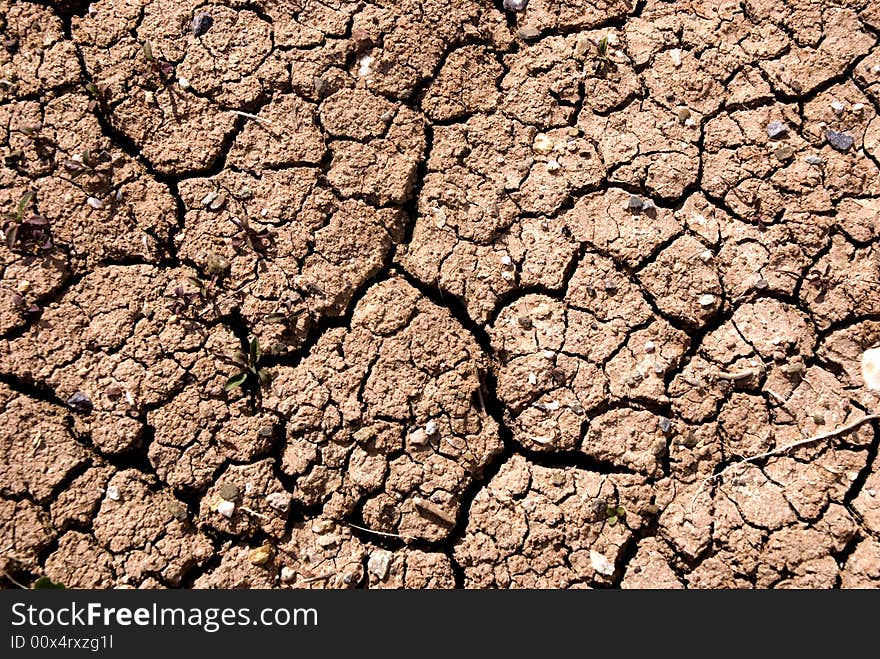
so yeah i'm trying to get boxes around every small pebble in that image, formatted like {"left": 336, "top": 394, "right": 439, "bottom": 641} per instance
{"left": 825, "top": 129, "right": 854, "bottom": 152}
{"left": 532, "top": 133, "right": 553, "bottom": 154}
{"left": 754, "top": 277, "right": 769, "bottom": 289}
{"left": 144, "top": 90, "right": 154, "bottom": 104}
{"left": 874, "top": 65, "right": 880, "bottom": 74}
{"left": 192, "top": 12, "right": 214, "bottom": 37}
{"left": 216, "top": 500, "right": 235, "bottom": 518}
{"left": 265, "top": 492, "right": 290, "bottom": 512}
{"left": 502, "top": 0, "right": 528, "bottom": 10}
{"left": 518, "top": 316, "right": 533, "bottom": 329}
{"left": 658, "top": 416, "right": 672, "bottom": 434}
{"left": 852, "top": 103, "right": 864, "bottom": 112}
{"left": 698, "top": 293, "right": 716, "bottom": 308}
{"left": 249, "top": 546, "right": 272, "bottom": 566}
{"left": 218, "top": 483, "right": 241, "bottom": 502}
{"left": 830, "top": 101, "right": 845, "bottom": 115}
{"left": 669, "top": 48, "right": 682, "bottom": 67}
{"left": 409, "top": 428, "right": 428, "bottom": 446}
{"left": 805, "top": 155, "right": 823, "bottom": 166}
{"left": 500, "top": 254, "right": 513, "bottom": 267}
{"left": 542, "top": 350, "right": 555, "bottom": 360}
{"left": 699, "top": 250, "right": 713, "bottom": 263}
{"left": 590, "top": 550, "right": 614, "bottom": 576}
{"left": 774, "top": 146, "right": 794, "bottom": 163}
{"left": 518, "top": 27, "right": 541, "bottom": 41}
{"left": 766, "top": 120, "right": 788, "bottom": 139}
{"left": 627, "top": 194, "right": 644, "bottom": 212}
{"left": 353, "top": 427, "right": 376, "bottom": 443}
{"left": 201, "top": 191, "right": 218, "bottom": 207}
{"left": 209, "top": 193, "right": 226, "bottom": 210}
{"left": 86, "top": 196, "right": 104, "bottom": 209}
{"left": 424, "top": 420, "right": 438, "bottom": 436}
{"left": 528, "top": 372, "right": 538, "bottom": 385}
{"left": 177, "top": 77, "right": 191, "bottom": 91}
{"left": 280, "top": 567, "right": 296, "bottom": 584}
{"left": 66, "top": 392, "right": 93, "bottom": 415}
{"left": 862, "top": 347, "right": 880, "bottom": 391}
{"left": 545, "top": 159, "right": 560, "bottom": 173}
{"left": 106, "top": 485, "right": 120, "bottom": 501}
{"left": 676, "top": 107, "right": 691, "bottom": 124}
{"left": 644, "top": 341, "right": 656, "bottom": 354}
{"left": 368, "top": 550, "right": 392, "bottom": 579}
{"left": 16, "top": 280, "right": 30, "bottom": 293}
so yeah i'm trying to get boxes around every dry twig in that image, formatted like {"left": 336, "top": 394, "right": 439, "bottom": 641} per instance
{"left": 689, "top": 414, "right": 880, "bottom": 511}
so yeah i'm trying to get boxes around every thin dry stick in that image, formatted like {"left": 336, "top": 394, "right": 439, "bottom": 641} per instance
{"left": 229, "top": 110, "right": 274, "bottom": 125}
{"left": 689, "top": 414, "right": 880, "bottom": 511}
{"left": 346, "top": 522, "right": 417, "bottom": 542}
{"left": 1, "top": 569, "right": 29, "bottom": 590}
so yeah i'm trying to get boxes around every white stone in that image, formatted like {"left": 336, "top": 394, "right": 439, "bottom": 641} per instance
{"left": 216, "top": 500, "right": 235, "bottom": 518}
{"left": 358, "top": 55, "right": 374, "bottom": 78}
{"left": 280, "top": 567, "right": 296, "bottom": 584}
{"left": 546, "top": 159, "right": 560, "bottom": 173}
{"left": 669, "top": 49, "right": 682, "bottom": 67}
{"left": 861, "top": 347, "right": 880, "bottom": 391}
{"left": 368, "top": 550, "right": 392, "bottom": 580}
{"left": 106, "top": 485, "right": 120, "bottom": 501}
{"left": 532, "top": 133, "right": 553, "bottom": 154}
{"left": 830, "top": 101, "right": 845, "bottom": 114}
{"left": 265, "top": 492, "right": 290, "bottom": 512}
{"left": 590, "top": 550, "right": 615, "bottom": 576}
{"left": 698, "top": 293, "right": 716, "bottom": 308}
{"left": 425, "top": 420, "right": 438, "bottom": 436}
{"left": 178, "top": 77, "right": 191, "bottom": 90}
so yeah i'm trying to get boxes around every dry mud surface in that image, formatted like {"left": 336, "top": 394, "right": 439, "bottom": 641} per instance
{"left": 2, "top": 0, "right": 880, "bottom": 589}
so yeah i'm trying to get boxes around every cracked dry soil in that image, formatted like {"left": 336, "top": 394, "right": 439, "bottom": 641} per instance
{"left": 2, "top": 0, "right": 880, "bottom": 590}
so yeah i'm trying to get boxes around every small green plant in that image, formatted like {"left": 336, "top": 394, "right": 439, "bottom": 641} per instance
{"left": 3, "top": 191, "right": 52, "bottom": 254}
{"left": 32, "top": 576, "right": 66, "bottom": 590}
{"left": 62, "top": 149, "right": 114, "bottom": 190}
{"left": 593, "top": 36, "right": 614, "bottom": 76}
{"left": 605, "top": 505, "right": 626, "bottom": 526}
{"left": 84, "top": 81, "right": 112, "bottom": 113}
{"left": 230, "top": 215, "right": 275, "bottom": 258}
{"left": 225, "top": 338, "right": 271, "bottom": 391}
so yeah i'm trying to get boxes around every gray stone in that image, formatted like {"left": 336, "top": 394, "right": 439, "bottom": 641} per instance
{"left": 192, "top": 12, "right": 213, "bottom": 37}
{"left": 627, "top": 194, "right": 644, "bottom": 211}
{"left": 503, "top": 0, "right": 528, "bottom": 10}
{"left": 825, "top": 129, "right": 854, "bottom": 152}
{"left": 66, "top": 392, "right": 93, "bottom": 415}
{"left": 766, "top": 121, "right": 788, "bottom": 139}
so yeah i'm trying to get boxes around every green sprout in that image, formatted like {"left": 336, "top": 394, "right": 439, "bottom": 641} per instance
{"left": 593, "top": 36, "right": 613, "bottom": 76}
{"left": 32, "top": 576, "right": 66, "bottom": 589}
{"left": 3, "top": 191, "right": 51, "bottom": 254}
{"left": 225, "top": 338, "right": 271, "bottom": 391}
{"left": 605, "top": 505, "right": 626, "bottom": 527}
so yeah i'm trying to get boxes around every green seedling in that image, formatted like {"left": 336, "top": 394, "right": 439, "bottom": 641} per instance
{"left": 230, "top": 215, "right": 275, "bottom": 258}
{"left": 3, "top": 191, "right": 51, "bottom": 254}
{"left": 593, "top": 36, "right": 614, "bottom": 76}
{"left": 62, "top": 149, "right": 115, "bottom": 195}
{"left": 605, "top": 505, "right": 626, "bottom": 526}
{"left": 84, "top": 81, "right": 112, "bottom": 113}
{"left": 225, "top": 338, "right": 271, "bottom": 391}
{"left": 32, "top": 576, "right": 66, "bottom": 590}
